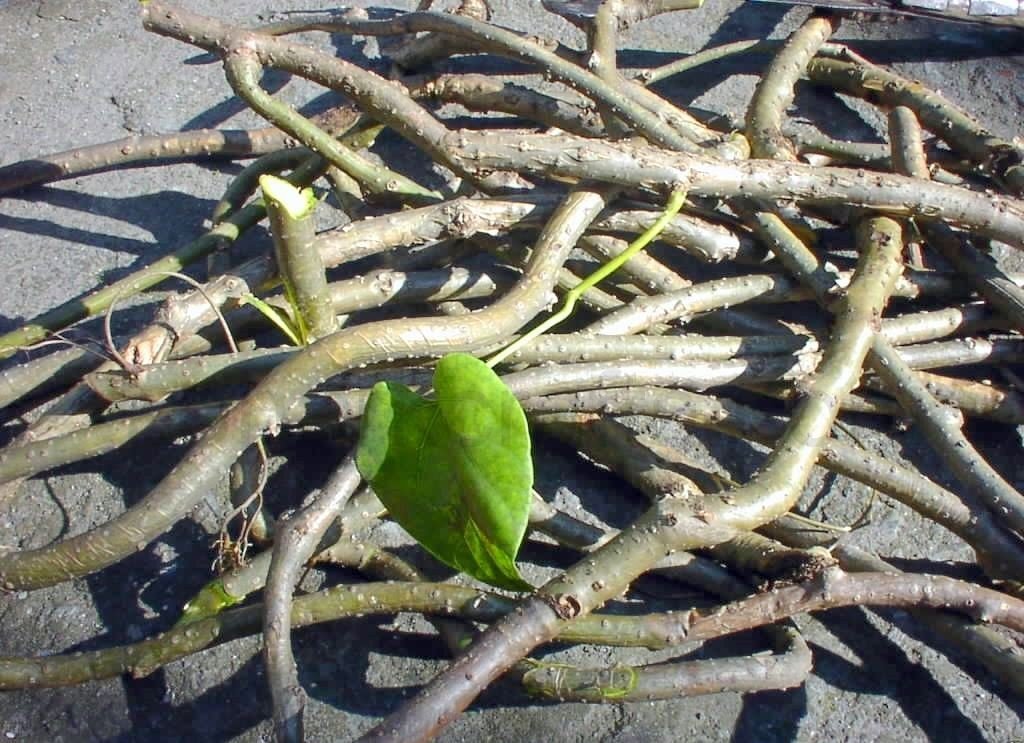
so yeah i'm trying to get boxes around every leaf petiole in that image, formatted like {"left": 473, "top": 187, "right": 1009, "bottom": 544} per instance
{"left": 486, "top": 188, "right": 688, "bottom": 367}
{"left": 238, "top": 293, "right": 304, "bottom": 347}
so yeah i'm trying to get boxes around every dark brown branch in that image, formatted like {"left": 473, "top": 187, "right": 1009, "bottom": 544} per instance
{"left": 678, "top": 567, "right": 1024, "bottom": 640}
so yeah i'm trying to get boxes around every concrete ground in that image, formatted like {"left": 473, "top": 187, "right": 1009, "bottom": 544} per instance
{"left": 0, "top": 0, "right": 1022, "bottom": 741}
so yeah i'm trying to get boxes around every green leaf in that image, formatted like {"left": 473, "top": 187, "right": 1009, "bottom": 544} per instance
{"left": 355, "top": 353, "right": 533, "bottom": 591}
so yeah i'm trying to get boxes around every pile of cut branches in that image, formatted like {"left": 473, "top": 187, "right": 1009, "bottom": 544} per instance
{"left": 1, "top": 1, "right": 1023, "bottom": 741}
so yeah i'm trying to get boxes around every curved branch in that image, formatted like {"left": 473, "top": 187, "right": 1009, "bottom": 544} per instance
{"left": 0, "top": 188, "right": 611, "bottom": 590}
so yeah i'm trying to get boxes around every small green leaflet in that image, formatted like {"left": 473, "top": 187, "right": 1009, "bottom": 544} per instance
{"left": 356, "top": 353, "right": 533, "bottom": 591}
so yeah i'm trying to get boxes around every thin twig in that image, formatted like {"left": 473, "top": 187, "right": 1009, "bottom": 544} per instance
{"left": 263, "top": 454, "right": 362, "bottom": 743}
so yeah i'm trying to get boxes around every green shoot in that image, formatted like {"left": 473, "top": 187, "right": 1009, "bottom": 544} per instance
{"left": 486, "top": 189, "right": 688, "bottom": 367}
